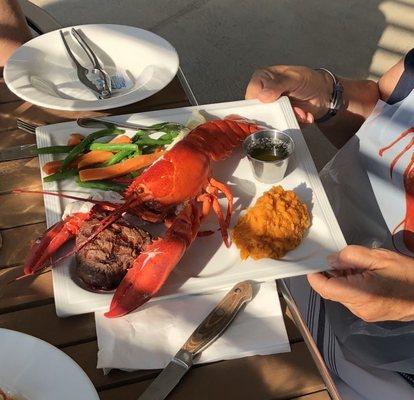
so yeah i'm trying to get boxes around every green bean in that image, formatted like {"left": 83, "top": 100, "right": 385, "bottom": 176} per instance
{"left": 33, "top": 145, "right": 74, "bottom": 155}
{"left": 130, "top": 124, "right": 183, "bottom": 142}
{"left": 150, "top": 122, "right": 184, "bottom": 132}
{"left": 61, "top": 128, "right": 124, "bottom": 171}
{"left": 104, "top": 149, "right": 135, "bottom": 166}
{"left": 127, "top": 171, "right": 141, "bottom": 178}
{"left": 89, "top": 143, "right": 138, "bottom": 152}
{"left": 75, "top": 178, "right": 126, "bottom": 192}
{"left": 134, "top": 137, "right": 170, "bottom": 146}
{"left": 158, "top": 131, "right": 180, "bottom": 142}
{"left": 141, "top": 145, "right": 159, "bottom": 154}
{"left": 92, "top": 134, "right": 118, "bottom": 143}
{"left": 134, "top": 130, "right": 180, "bottom": 147}
{"left": 43, "top": 169, "right": 78, "bottom": 182}
{"left": 131, "top": 130, "right": 148, "bottom": 142}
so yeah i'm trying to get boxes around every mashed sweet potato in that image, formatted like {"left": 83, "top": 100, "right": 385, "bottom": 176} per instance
{"left": 232, "top": 186, "right": 310, "bottom": 260}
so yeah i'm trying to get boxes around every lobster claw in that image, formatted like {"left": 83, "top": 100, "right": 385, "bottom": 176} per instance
{"left": 23, "top": 212, "right": 90, "bottom": 275}
{"left": 105, "top": 201, "right": 201, "bottom": 318}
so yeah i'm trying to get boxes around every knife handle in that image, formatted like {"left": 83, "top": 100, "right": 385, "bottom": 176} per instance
{"left": 182, "top": 281, "right": 253, "bottom": 355}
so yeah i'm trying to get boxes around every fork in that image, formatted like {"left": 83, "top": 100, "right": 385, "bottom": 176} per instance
{"left": 16, "top": 119, "right": 39, "bottom": 134}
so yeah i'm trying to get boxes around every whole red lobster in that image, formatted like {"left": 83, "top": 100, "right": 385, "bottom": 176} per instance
{"left": 379, "top": 126, "right": 414, "bottom": 253}
{"left": 22, "top": 117, "right": 259, "bottom": 318}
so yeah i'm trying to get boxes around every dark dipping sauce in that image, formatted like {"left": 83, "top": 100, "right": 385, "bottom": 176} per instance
{"left": 249, "top": 142, "right": 290, "bottom": 162}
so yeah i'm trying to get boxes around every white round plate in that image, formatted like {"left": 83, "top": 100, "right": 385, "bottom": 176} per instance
{"left": 0, "top": 329, "right": 99, "bottom": 400}
{"left": 4, "top": 24, "right": 179, "bottom": 111}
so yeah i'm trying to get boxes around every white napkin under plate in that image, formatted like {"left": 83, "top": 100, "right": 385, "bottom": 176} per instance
{"left": 95, "top": 281, "right": 290, "bottom": 370}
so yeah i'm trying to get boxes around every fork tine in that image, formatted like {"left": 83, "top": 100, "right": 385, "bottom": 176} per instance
{"left": 16, "top": 119, "right": 35, "bottom": 131}
{"left": 16, "top": 120, "right": 33, "bottom": 134}
{"left": 16, "top": 119, "right": 38, "bottom": 134}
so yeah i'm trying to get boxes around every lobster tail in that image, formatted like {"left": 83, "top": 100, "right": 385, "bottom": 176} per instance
{"left": 184, "top": 119, "right": 260, "bottom": 161}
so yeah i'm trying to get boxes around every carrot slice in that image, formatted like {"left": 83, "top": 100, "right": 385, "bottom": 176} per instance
{"left": 77, "top": 150, "right": 114, "bottom": 169}
{"left": 67, "top": 133, "right": 85, "bottom": 146}
{"left": 42, "top": 160, "right": 64, "bottom": 175}
{"left": 79, "top": 151, "right": 163, "bottom": 181}
{"left": 109, "top": 135, "right": 132, "bottom": 144}
{"left": 42, "top": 159, "right": 79, "bottom": 174}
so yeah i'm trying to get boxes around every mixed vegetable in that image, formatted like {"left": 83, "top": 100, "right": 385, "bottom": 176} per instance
{"left": 36, "top": 112, "right": 206, "bottom": 192}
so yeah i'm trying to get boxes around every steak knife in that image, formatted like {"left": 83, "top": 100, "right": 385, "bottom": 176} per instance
{"left": 138, "top": 281, "right": 254, "bottom": 400}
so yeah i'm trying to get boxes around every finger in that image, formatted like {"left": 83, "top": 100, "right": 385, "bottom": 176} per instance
{"left": 307, "top": 273, "right": 330, "bottom": 297}
{"left": 257, "top": 77, "right": 289, "bottom": 103}
{"left": 305, "top": 112, "right": 314, "bottom": 124}
{"left": 294, "top": 108, "right": 315, "bottom": 124}
{"left": 307, "top": 273, "right": 343, "bottom": 301}
{"left": 327, "top": 245, "right": 382, "bottom": 271}
{"left": 245, "top": 69, "right": 289, "bottom": 102}
{"left": 307, "top": 272, "right": 363, "bottom": 302}
{"left": 245, "top": 72, "right": 265, "bottom": 100}
{"left": 293, "top": 106, "right": 308, "bottom": 123}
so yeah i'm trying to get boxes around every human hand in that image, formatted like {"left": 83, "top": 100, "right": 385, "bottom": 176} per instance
{"left": 245, "top": 65, "right": 333, "bottom": 123}
{"left": 307, "top": 245, "right": 414, "bottom": 322}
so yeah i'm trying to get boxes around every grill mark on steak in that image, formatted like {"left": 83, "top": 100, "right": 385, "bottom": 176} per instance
{"left": 75, "top": 213, "right": 151, "bottom": 291}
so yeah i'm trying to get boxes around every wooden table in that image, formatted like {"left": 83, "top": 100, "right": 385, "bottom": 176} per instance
{"left": 0, "top": 75, "right": 331, "bottom": 400}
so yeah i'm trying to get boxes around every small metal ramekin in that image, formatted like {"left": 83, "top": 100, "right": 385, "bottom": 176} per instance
{"left": 243, "top": 129, "right": 294, "bottom": 183}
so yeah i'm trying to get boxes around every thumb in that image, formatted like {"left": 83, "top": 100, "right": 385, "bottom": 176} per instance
{"left": 257, "top": 76, "right": 289, "bottom": 103}
{"left": 245, "top": 69, "right": 289, "bottom": 103}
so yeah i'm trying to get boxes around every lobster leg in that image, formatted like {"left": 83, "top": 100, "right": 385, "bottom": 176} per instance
{"left": 23, "top": 212, "right": 90, "bottom": 275}
{"left": 208, "top": 178, "right": 233, "bottom": 226}
{"left": 206, "top": 186, "right": 230, "bottom": 247}
{"left": 105, "top": 201, "right": 202, "bottom": 318}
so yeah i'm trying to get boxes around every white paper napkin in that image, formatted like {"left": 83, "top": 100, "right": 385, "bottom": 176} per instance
{"left": 95, "top": 281, "right": 290, "bottom": 370}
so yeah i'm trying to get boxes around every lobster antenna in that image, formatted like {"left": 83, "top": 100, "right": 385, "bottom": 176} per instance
{"left": 13, "top": 189, "right": 117, "bottom": 206}
{"left": 10, "top": 267, "right": 52, "bottom": 284}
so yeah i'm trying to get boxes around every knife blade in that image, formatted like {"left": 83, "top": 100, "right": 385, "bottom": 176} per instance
{"left": 0, "top": 144, "right": 37, "bottom": 162}
{"left": 138, "top": 281, "right": 253, "bottom": 400}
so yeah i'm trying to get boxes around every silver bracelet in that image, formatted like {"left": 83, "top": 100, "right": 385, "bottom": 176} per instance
{"left": 314, "top": 68, "right": 343, "bottom": 123}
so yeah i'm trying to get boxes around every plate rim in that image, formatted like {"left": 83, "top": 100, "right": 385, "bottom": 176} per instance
{"left": 0, "top": 328, "right": 99, "bottom": 399}
{"left": 3, "top": 23, "right": 179, "bottom": 111}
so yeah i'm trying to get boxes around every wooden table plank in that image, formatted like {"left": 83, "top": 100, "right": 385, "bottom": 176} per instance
{"left": 0, "top": 127, "right": 36, "bottom": 149}
{"left": 290, "top": 391, "right": 331, "bottom": 399}
{"left": 98, "top": 342, "right": 325, "bottom": 400}
{"left": 0, "top": 222, "right": 46, "bottom": 268}
{"left": 0, "top": 78, "right": 20, "bottom": 104}
{"left": 0, "top": 267, "right": 52, "bottom": 313}
{"left": 0, "top": 77, "right": 188, "bottom": 130}
{"left": 0, "top": 158, "right": 41, "bottom": 194}
{"left": 0, "top": 192, "right": 45, "bottom": 229}
{"left": 0, "top": 303, "right": 96, "bottom": 346}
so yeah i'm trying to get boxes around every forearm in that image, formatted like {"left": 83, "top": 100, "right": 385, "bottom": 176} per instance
{"left": 317, "top": 74, "right": 380, "bottom": 148}
{"left": 0, "top": 0, "right": 31, "bottom": 68}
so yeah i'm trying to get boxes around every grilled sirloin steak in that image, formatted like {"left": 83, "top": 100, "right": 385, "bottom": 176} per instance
{"left": 75, "top": 214, "right": 151, "bottom": 290}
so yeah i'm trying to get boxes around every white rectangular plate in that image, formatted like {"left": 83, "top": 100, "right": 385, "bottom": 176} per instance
{"left": 36, "top": 98, "right": 346, "bottom": 317}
